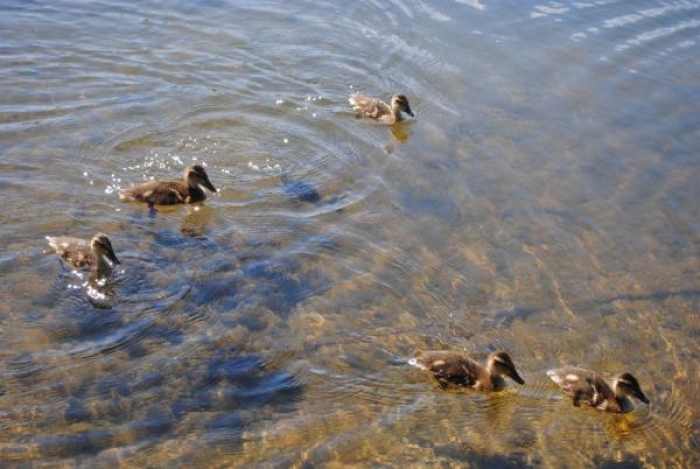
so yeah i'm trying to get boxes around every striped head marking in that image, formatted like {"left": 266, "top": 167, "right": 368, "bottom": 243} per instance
{"left": 489, "top": 351, "right": 525, "bottom": 385}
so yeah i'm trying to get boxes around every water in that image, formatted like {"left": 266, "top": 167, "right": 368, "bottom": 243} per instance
{"left": 1, "top": 0, "right": 698, "bottom": 467}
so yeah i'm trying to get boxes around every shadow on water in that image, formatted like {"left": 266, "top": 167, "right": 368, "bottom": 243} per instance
{"left": 0, "top": 350, "right": 303, "bottom": 463}
{"left": 430, "top": 445, "right": 645, "bottom": 469}
{"left": 433, "top": 444, "right": 534, "bottom": 469}
{"left": 594, "top": 456, "right": 645, "bottom": 469}
{"left": 0, "top": 224, "right": 316, "bottom": 463}
{"left": 185, "top": 237, "right": 334, "bottom": 322}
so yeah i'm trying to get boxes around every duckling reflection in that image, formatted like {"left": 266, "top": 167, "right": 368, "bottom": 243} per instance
{"left": 390, "top": 123, "right": 410, "bottom": 143}
{"left": 409, "top": 350, "right": 525, "bottom": 391}
{"left": 46, "top": 233, "right": 120, "bottom": 279}
{"left": 547, "top": 366, "right": 649, "bottom": 413}
{"left": 349, "top": 93, "right": 415, "bottom": 125}
{"left": 180, "top": 204, "right": 215, "bottom": 238}
{"left": 120, "top": 164, "right": 217, "bottom": 208}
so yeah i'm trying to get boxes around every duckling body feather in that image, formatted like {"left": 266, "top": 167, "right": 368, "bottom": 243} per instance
{"left": 120, "top": 164, "right": 216, "bottom": 207}
{"left": 349, "top": 94, "right": 414, "bottom": 125}
{"left": 46, "top": 233, "right": 120, "bottom": 277}
{"left": 547, "top": 366, "right": 649, "bottom": 413}
{"left": 47, "top": 236, "right": 94, "bottom": 268}
{"left": 409, "top": 350, "right": 524, "bottom": 391}
{"left": 120, "top": 180, "right": 206, "bottom": 205}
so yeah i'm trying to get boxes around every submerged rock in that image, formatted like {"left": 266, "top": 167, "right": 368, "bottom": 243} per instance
{"left": 280, "top": 174, "right": 321, "bottom": 204}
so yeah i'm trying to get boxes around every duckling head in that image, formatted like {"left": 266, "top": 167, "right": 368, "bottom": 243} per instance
{"left": 488, "top": 351, "right": 525, "bottom": 385}
{"left": 614, "top": 372, "right": 649, "bottom": 404}
{"left": 186, "top": 165, "right": 217, "bottom": 193}
{"left": 91, "top": 233, "right": 120, "bottom": 266}
{"left": 391, "top": 94, "right": 415, "bottom": 118}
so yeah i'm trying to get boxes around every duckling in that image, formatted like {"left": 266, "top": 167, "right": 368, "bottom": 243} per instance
{"left": 349, "top": 93, "right": 415, "bottom": 124}
{"left": 547, "top": 366, "right": 650, "bottom": 413}
{"left": 119, "top": 164, "right": 217, "bottom": 207}
{"left": 46, "top": 233, "right": 120, "bottom": 278}
{"left": 409, "top": 350, "right": 525, "bottom": 391}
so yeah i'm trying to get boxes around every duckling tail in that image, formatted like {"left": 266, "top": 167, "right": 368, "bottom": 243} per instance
{"left": 408, "top": 357, "right": 428, "bottom": 370}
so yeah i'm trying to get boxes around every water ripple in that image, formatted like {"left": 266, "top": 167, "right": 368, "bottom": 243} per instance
{"left": 1, "top": 0, "right": 699, "bottom": 467}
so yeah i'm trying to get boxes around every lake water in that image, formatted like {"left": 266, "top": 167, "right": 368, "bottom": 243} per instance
{"left": 1, "top": 0, "right": 699, "bottom": 467}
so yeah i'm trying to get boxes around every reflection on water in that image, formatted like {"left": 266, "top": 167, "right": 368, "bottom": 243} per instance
{"left": 1, "top": 0, "right": 699, "bottom": 466}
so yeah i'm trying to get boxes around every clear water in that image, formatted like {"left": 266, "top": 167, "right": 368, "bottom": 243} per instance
{"left": 1, "top": 0, "right": 698, "bottom": 467}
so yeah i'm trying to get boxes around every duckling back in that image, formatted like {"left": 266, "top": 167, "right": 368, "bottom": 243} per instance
{"left": 119, "top": 181, "right": 193, "bottom": 205}
{"left": 547, "top": 366, "right": 621, "bottom": 412}
{"left": 119, "top": 164, "right": 216, "bottom": 206}
{"left": 349, "top": 95, "right": 394, "bottom": 123}
{"left": 46, "top": 236, "right": 93, "bottom": 268}
{"left": 46, "top": 234, "right": 120, "bottom": 274}
{"left": 349, "top": 93, "right": 414, "bottom": 124}
{"left": 409, "top": 351, "right": 491, "bottom": 389}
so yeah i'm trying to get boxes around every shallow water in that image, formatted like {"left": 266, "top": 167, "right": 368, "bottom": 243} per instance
{"left": 1, "top": 0, "right": 699, "bottom": 467}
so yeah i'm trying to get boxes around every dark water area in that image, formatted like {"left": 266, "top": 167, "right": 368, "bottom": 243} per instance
{"left": 1, "top": 0, "right": 699, "bottom": 467}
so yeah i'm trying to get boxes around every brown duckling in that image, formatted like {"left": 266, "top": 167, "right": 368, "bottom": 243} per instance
{"left": 547, "top": 366, "right": 650, "bottom": 413}
{"left": 46, "top": 233, "right": 120, "bottom": 278}
{"left": 119, "top": 164, "right": 217, "bottom": 207}
{"left": 409, "top": 350, "right": 525, "bottom": 391}
{"left": 349, "top": 93, "right": 415, "bottom": 124}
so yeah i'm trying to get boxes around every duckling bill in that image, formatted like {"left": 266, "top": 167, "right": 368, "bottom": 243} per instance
{"left": 409, "top": 350, "right": 524, "bottom": 391}
{"left": 349, "top": 93, "right": 414, "bottom": 125}
{"left": 547, "top": 366, "right": 649, "bottom": 413}
{"left": 119, "top": 164, "right": 217, "bottom": 207}
{"left": 46, "top": 233, "right": 120, "bottom": 277}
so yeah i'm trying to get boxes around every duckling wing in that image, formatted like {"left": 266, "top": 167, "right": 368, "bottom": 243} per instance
{"left": 547, "top": 367, "right": 591, "bottom": 395}
{"left": 46, "top": 236, "right": 93, "bottom": 268}
{"left": 410, "top": 352, "right": 480, "bottom": 386}
{"left": 547, "top": 366, "right": 617, "bottom": 408}
{"left": 120, "top": 181, "right": 187, "bottom": 205}
{"left": 349, "top": 95, "right": 391, "bottom": 120}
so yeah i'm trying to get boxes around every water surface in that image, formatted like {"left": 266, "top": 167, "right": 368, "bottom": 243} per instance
{"left": 1, "top": 0, "right": 699, "bottom": 467}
